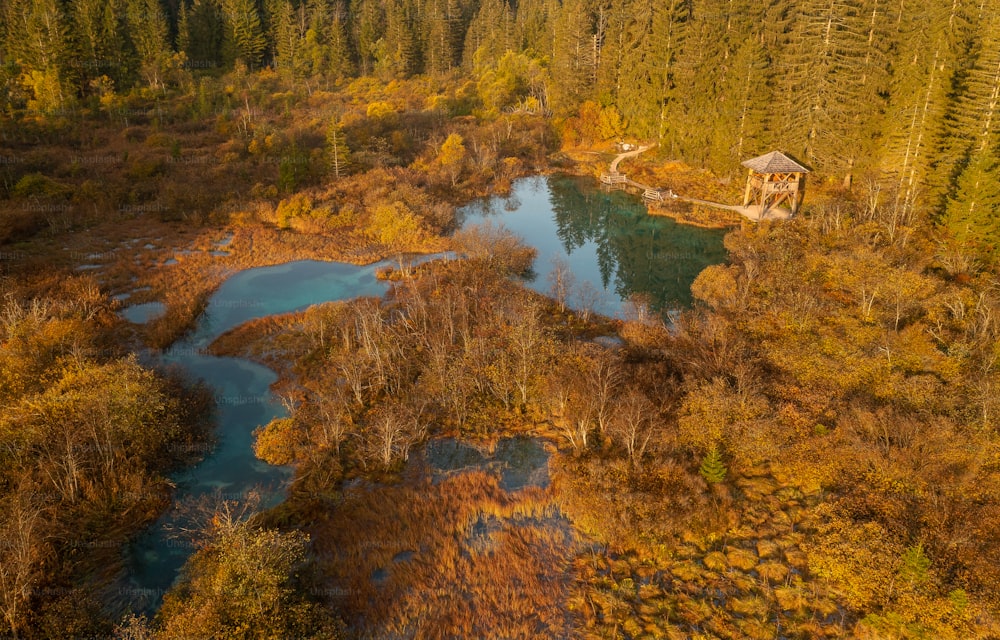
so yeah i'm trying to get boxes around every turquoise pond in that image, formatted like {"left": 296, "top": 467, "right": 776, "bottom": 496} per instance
{"left": 124, "top": 175, "right": 729, "bottom": 612}
{"left": 125, "top": 259, "right": 395, "bottom": 610}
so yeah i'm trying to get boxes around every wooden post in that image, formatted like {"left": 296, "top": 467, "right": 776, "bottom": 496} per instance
{"left": 791, "top": 175, "right": 802, "bottom": 214}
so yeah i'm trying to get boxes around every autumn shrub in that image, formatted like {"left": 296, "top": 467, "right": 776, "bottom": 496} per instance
{"left": 12, "top": 172, "right": 68, "bottom": 198}
{"left": 0, "top": 290, "right": 212, "bottom": 637}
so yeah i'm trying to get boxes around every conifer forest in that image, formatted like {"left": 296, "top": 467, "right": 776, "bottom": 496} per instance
{"left": 2, "top": 0, "right": 1000, "bottom": 638}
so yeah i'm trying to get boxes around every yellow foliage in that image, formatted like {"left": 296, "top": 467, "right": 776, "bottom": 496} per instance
{"left": 366, "top": 201, "right": 425, "bottom": 250}
{"left": 366, "top": 101, "right": 396, "bottom": 119}
{"left": 253, "top": 418, "right": 300, "bottom": 466}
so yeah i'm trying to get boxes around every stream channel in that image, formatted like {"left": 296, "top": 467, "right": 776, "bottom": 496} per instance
{"left": 121, "top": 175, "right": 728, "bottom": 612}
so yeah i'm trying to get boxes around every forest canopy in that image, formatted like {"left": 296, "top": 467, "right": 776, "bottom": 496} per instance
{"left": 2, "top": 0, "right": 999, "bottom": 251}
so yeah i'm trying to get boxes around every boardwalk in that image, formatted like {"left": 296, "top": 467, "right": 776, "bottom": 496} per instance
{"left": 600, "top": 146, "right": 791, "bottom": 222}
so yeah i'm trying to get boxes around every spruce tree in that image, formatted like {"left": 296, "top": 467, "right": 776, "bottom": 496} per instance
{"left": 462, "top": 0, "right": 513, "bottom": 70}
{"left": 423, "top": 0, "right": 465, "bottom": 76}
{"left": 177, "top": 1, "right": 191, "bottom": 56}
{"left": 935, "top": 9, "right": 1000, "bottom": 209}
{"left": 2, "top": 0, "right": 75, "bottom": 112}
{"left": 699, "top": 446, "right": 727, "bottom": 484}
{"left": 770, "top": 0, "right": 891, "bottom": 182}
{"left": 221, "top": 0, "right": 268, "bottom": 69}
{"left": 512, "top": 0, "right": 551, "bottom": 59}
{"left": 272, "top": 0, "right": 305, "bottom": 77}
{"left": 351, "top": 0, "right": 384, "bottom": 76}
{"left": 184, "top": 0, "right": 225, "bottom": 71}
{"left": 883, "top": 0, "right": 974, "bottom": 215}
{"left": 713, "top": 36, "right": 772, "bottom": 176}
{"left": 943, "top": 147, "right": 1000, "bottom": 262}
{"left": 592, "top": 0, "right": 632, "bottom": 104}
{"left": 322, "top": 2, "right": 354, "bottom": 80}
{"left": 549, "top": 0, "right": 595, "bottom": 115}
{"left": 326, "top": 118, "right": 351, "bottom": 179}
{"left": 126, "top": 0, "right": 172, "bottom": 90}
{"left": 606, "top": 0, "right": 688, "bottom": 142}
{"left": 373, "top": 0, "right": 418, "bottom": 77}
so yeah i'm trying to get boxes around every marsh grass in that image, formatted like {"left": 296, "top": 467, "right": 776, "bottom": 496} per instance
{"left": 309, "top": 465, "right": 580, "bottom": 638}
{"left": 554, "top": 457, "right": 854, "bottom": 638}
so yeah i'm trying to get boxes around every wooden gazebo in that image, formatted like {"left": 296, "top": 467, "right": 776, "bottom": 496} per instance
{"left": 741, "top": 151, "right": 810, "bottom": 216}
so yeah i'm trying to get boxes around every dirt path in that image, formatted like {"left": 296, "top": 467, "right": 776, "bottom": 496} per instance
{"left": 609, "top": 144, "right": 654, "bottom": 174}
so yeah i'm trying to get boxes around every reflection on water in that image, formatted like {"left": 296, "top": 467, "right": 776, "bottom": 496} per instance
{"left": 424, "top": 437, "right": 550, "bottom": 492}
{"left": 120, "top": 301, "right": 166, "bottom": 323}
{"left": 458, "top": 175, "right": 729, "bottom": 315}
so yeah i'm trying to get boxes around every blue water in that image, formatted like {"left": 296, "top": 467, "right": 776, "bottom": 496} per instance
{"left": 125, "top": 259, "right": 400, "bottom": 611}
{"left": 457, "top": 175, "right": 728, "bottom": 316}
{"left": 423, "top": 437, "right": 550, "bottom": 492}
{"left": 120, "top": 301, "right": 166, "bottom": 323}
{"left": 124, "top": 175, "right": 728, "bottom": 612}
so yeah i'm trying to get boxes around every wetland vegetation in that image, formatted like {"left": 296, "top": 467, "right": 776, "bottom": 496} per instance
{"left": 3, "top": 0, "right": 1000, "bottom": 638}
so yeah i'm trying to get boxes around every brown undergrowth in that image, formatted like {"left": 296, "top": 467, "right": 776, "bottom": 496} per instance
{"left": 555, "top": 456, "right": 849, "bottom": 639}
{"left": 307, "top": 461, "right": 580, "bottom": 639}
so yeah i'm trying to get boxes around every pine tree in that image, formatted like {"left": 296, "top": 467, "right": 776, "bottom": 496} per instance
{"left": 462, "top": 0, "right": 513, "bottom": 70}
{"left": 326, "top": 118, "right": 351, "bottom": 179}
{"left": 942, "top": 147, "right": 1000, "bottom": 262}
{"left": 126, "top": 0, "right": 172, "bottom": 90}
{"left": 184, "top": 0, "right": 225, "bottom": 71}
{"left": 221, "top": 0, "right": 267, "bottom": 69}
{"left": 2, "top": 0, "right": 75, "bottom": 112}
{"left": 549, "top": 0, "right": 595, "bottom": 115}
{"left": 699, "top": 446, "right": 727, "bottom": 484}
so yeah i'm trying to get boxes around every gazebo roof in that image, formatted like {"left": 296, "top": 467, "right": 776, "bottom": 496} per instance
{"left": 741, "top": 151, "right": 810, "bottom": 174}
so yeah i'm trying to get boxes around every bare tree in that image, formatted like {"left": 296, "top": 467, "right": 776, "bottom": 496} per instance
{"left": 313, "top": 385, "right": 353, "bottom": 455}
{"left": 574, "top": 280, "right": 606, "bottom": 322}
{"left": 548, "top": 256, "right": 575, "bottom": 313}
{"left": 509, "top": 300, "right": 547, "bottom": 407}
{"left": 548, "top": 356, "right": 596, "bottom": 453}
{"left": 0, "top": 490, "right": 44, "bottom": 636}
{"left": 609, "top": 391, "right": 656, "bottom": 467}
{"left": 587, "top": 348, "right": 621, "bottom": 436}
{"left": 363, "top": 402, "right": 420, "bottom": 468}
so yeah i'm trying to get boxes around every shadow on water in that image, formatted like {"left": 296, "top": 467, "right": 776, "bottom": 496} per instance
{"left": 424, "top": 436, "right": 550, "bottom": 492}
{"left": 457, "top": 175, "right": 729, "bottom": 316}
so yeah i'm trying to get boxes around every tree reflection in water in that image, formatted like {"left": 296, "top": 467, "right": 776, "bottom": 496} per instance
{"left": 458, "top": 175, "right": 728, "bottom": 315}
